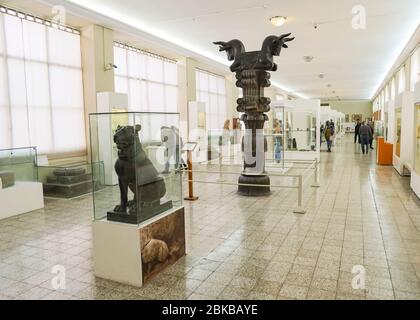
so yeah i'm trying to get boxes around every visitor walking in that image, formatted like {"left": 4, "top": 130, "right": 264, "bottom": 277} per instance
{"left": 325, "top": 121, "right": 333, "bottom": 152}
{"left": 359, "top": 122, "right": 372, "bottom": 154}
{"left": 354, "top": 121, "right": 361, "bottom": 144}
{"left": 368, "top": 121, "right": 374, "bottom": 149}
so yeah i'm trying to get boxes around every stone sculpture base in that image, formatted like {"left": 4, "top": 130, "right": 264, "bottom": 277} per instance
{"left": 107, "top": 199, "right": 173, "bottom": 224}
{"left": 238, "top": 174, "right": 270, "bottom": 196}
{"left": 44, "top": 167, "right": 102, "bottom": 198}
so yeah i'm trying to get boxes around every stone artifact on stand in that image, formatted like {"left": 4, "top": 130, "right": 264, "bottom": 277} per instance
{"left": 107, "top": 125, "right": 172, "bottom": 224}
{"left": 214, "top": 33, "right": 294, "bottom": 195}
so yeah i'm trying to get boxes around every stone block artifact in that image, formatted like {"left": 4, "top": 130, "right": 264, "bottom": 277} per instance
{"left": 107, "top": 125, "right": 172, "bottom": 224}
{"left": 214, "top": 33, "right": 294, "bottom": 195}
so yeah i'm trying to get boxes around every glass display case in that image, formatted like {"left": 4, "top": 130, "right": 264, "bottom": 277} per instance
{"left": 395, "top": 107, "right": 402, "bottom": 157}
{"left": 0, "top": 147, "right": 38, "bottom": 184}
{"left": 415, "top": 103, "right": 420, "bottom": 174}
{"left": 38, "top": 162, "right": 104, "bottom": 198}
{"left": 284, "top": 110, "right": 317, "bottom": 152}
{"left": 374, "top": 121, "right": 384, "bottom": 137}
{"left": 89, "top": 112, "right": 183, "bottom": 224}
{"left": 265, "top": 105, "right": 285, "bottom": 168}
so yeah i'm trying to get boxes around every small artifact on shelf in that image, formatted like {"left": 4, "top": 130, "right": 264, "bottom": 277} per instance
{"left": 0, "top": 171, "right": 15, "bottom": 189}
{"left": 108, "top": 125, "right": 172, "bottom": 224}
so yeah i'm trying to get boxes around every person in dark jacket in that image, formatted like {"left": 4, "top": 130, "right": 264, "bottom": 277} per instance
{"left": 325, "top": 121, "right": 333, "bottom": 152}
{"left": 354, "top": 121, "right": 361, "bottom": 144}
{"left": 359, "top": 122, "right": 373, "bottom": 154}
{"left": 368, "top": 121, "right": 374, "bottom": 149}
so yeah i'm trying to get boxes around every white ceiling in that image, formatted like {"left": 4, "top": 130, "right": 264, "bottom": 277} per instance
{"left": 34, "top": 0, "right": 420, "bottom": 99}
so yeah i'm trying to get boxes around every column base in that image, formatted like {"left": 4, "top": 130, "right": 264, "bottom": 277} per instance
{"left": 238, "top": 174, "right": 270, "bottom": 196}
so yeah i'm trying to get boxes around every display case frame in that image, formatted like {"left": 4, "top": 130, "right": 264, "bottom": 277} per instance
{"left": 410, "top": 82, "right": 420, "bottom": 198}
{"left": 280, "top": 99, "right": 321, "bottom": 161}
{"left": 0, "top": 146, "right": 44, "bottom": 220}
{"left": 392, "top": 91, "right": 414, "bottom": 176}
{"left": 89, "top": 111, "right": 186, "bottom": 287}
{"left": 89, "top": 111, "right": 183, "bottom": 224}
{"left": 265, "top": 104, "right": 285, "bottom": 169}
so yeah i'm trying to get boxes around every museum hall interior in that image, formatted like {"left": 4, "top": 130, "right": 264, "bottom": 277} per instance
{"left": 0, "top": 0, "right": 420, "bottom": 304}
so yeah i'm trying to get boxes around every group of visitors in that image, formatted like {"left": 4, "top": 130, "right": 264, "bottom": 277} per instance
{"left": 354, "top": 120, "right": 374, "bottom": 154}
{"left": 320, "top": 120, "right": 335, "bottom": 152}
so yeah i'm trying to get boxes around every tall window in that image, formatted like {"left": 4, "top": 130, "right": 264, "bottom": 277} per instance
{"left": 397, "top": 66, "right": 405, "bottom": 94}
{"left": 195, "top": 69, "right": 227, "bottom": 130}
{"left": 113, "top": 43, "right": 178, "bottom": 113}
{"left": 410, "top": 47, "right": 420, "bottom": 91}
{"left": 0, "top": 9, "right": 85, "bottom": 155}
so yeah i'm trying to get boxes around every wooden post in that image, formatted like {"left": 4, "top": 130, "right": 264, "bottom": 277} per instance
{"left": 184, "top": 150, "right": 198, "bottom": 201}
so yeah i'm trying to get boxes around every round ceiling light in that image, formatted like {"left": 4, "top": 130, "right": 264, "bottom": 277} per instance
{"left": 270, "top": 16, "right": 287, "bottom": 27}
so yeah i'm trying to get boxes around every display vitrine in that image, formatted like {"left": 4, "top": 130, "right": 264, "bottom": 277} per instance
{"left": 410, "top": 83, "right": 420, "bottom": 198}
{"left": 0, "top": 147, "right": 38, "bottom": 183}
{"left": 0, "top": 147, "right": 43, "bottom": 219}
{"left": 282, "top": 99, "right": 321, "bottom": 161}
{"left": 89, "top": 112, "right": 183, "bottom": 224}
{"left": 374, "top": 121, "right": 385, "bottom": 137}
{"left": 415, "top": 103, "right": 420, "bottom": 174}
{"left": 265, "top": 105, "right": 285, "bottom": 168}
{"left": 395, "top": 107, "right": 402, "bottom": 158}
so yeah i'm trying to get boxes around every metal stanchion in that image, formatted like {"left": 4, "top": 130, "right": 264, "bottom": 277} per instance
{"left": 293, "top": 175, "right": 306, "bottom": 214}
{"left": 184, "top": 150, "right": 198, "bottom": 201}
{"left": 311, "top": 160, "right": 320, "bottom": 188}
{"left": 217, "top": 136, "right": 226, "bottom": 183}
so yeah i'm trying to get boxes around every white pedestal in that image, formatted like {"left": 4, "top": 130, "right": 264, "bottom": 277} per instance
{"left": 0, "top": 182, "right": 44, "bottom": 220}
{"left": 411, "top": 171, "right": 420, "bottom": 199}
{"left": 93, "top": 206, "right": 185, "bottom": 287}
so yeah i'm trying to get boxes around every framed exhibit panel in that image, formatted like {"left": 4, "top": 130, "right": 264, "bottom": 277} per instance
{"left": 410, "top": 82, "right": 420, "bottom": 198}
{"left": 188, "top": 101, "right": 208, "bottom": 163}
{"left": 89, "top": 111, "right": 185, "bottom": 287}
{"left": 283, "top": 99, "right": 321, "bottom": 161}
{"left": 393, "top": 91, "right": 414, "bottom": 176}
{"left": 0, "top": 147, "right": 44, "bottom": 220}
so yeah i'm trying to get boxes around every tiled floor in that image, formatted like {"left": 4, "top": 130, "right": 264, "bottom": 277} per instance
{"left": 1, "top": 135, "right": 420, "bottom": 300}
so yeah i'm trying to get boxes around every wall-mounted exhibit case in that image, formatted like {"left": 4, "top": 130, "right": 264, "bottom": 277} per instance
{"left": 89, "top": 112, "right": 185, "bottom": 287}
{"left": 410, "top": 82, "right": 420, "bottom": 198}
{"left": 281, "top": 99, "right": 321, "bottom": 161}
{"left": 386, "top": 100, "right": 395, "bottom": 144}
{"left": 214, "top": 33, "right": 295, "bottom": 196}
{"left": 96, "top": 92, "right": 129, "bottom": 185}
{"left": 0, "top": 147, "right": 44, "bottom": 220}
{"left": 393, "top": 91, "right": 414, "bottom": 176}
{"left": 188, "top": 101, "right": 208, "bottom": 163}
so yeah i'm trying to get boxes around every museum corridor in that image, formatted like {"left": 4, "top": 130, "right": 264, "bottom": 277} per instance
{"left": 0, "top": 135, "right": 419, "bottom": 300}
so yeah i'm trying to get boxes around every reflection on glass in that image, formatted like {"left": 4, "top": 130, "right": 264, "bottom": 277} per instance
{"left": 395, "top": 108, "right": 402, "bottom": 157}
{"left": 415, "top": 104, "right": 420, "bottom": 174}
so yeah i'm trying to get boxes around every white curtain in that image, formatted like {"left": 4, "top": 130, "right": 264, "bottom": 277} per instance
{"left": 397, "top": 66, "right": 406, "bottom": 94}
{"left": 410, "top": 47, "right": 420, "bottom": 91}
{"left": 114, "top": 44, "right": 178, "bottom": 113}
{"left": 195, "top": 69, "right": 227, "bottom": 130}
{"left": 0, "top": 13, "right": 85, "bottom": 154}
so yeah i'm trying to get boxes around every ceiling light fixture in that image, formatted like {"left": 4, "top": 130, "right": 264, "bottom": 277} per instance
{"left": 270, "top": 16, "right": 287, "bottom": 27}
